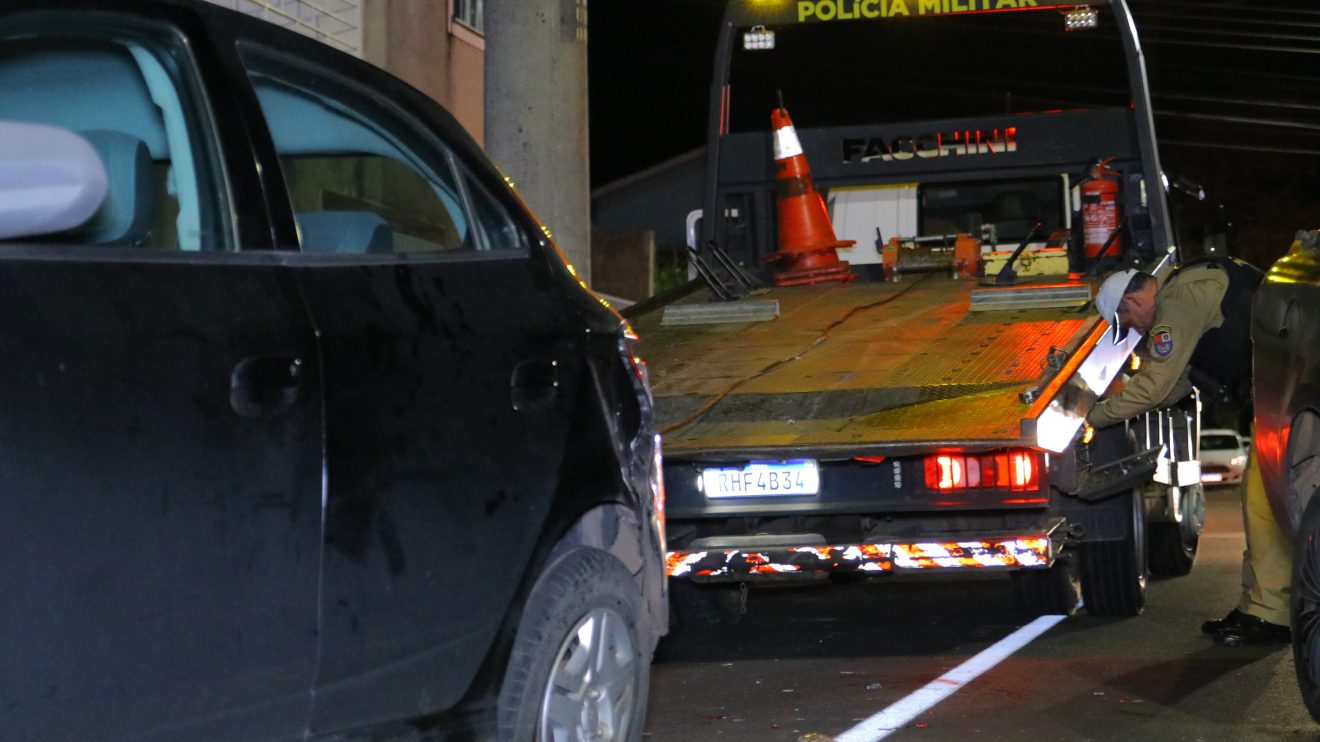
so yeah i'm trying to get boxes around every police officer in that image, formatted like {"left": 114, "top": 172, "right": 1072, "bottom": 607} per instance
{"left": 1089, "top": 257, "right": 1289, "bottom": 646}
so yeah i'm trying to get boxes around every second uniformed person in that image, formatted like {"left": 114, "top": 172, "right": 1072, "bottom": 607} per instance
{"left": 1088, "top": 257, "right": 1288, "bottom": 646}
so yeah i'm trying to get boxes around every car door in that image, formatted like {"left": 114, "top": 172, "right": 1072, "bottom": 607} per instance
{"left": 0, "top": 8, "right": 322, "bottom": 740}
{"left": 232, "top": 38, "right": 582, "bottom": 731}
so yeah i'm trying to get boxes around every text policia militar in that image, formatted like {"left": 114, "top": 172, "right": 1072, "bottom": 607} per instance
{"left": 842, "top": 127, "right": 1018, "bottom": 164}
{"left": 797, "top": 0, "right": 1070, "bottom": 23}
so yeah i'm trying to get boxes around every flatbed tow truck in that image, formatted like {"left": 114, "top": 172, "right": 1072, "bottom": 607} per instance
{"left": 626, "top": 0, "right": 1206, "bottom": 620}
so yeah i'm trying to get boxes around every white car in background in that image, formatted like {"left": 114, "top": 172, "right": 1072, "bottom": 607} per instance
{"left": 1199, "top": 428, "right": 1249, "bottom": 485}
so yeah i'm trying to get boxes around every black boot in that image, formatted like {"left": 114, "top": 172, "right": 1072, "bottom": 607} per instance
{"left": 1202, "top": 609, "right": 1290, "bottom": 646}
{"left": 1201, "top": 608, "right": 1253, "bottom": 634}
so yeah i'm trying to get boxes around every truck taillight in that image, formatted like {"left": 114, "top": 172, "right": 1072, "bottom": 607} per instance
{"left": 923, "top": 451, "right": 1040, "bottom": 492}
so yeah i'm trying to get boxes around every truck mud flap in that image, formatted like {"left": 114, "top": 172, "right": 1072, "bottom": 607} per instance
{"left": 666, "top": 519, "right": 1066, "bottom": 582}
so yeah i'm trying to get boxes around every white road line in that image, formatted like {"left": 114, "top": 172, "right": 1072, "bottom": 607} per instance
{"left": 833, "top": 614, "right": 1067, "bottom": 742}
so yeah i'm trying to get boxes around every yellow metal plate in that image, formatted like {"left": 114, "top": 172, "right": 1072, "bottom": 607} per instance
{"left": 632, "top": 277, "right": 1092, "bottom": 454}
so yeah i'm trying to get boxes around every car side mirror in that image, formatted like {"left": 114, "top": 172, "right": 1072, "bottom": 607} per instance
{"left": 0, "top": 121, "right": 107, "bottom": 240}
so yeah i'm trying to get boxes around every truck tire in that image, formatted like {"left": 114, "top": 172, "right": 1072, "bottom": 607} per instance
{"left": 497, "top": 548, "right": 650, "bottom": 742}
{"left": 1010, "top": 552, "right": 1080, "bottom": 616}
{"left": 1080, "top": 489, "right": 1147, "bottom": 616}
{"left": 1148, "top": 483, "right": 1205, "bottom": 576}
{"left": 670, "top": 580, "right": 746, "bottom": 626}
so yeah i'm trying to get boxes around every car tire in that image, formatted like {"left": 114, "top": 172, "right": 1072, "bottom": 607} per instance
{"left": 669, "top": 580, "right": 746, "bottom": 626}
{"left": 497, "top": 547, "right": 651, "bottom": 742}
{"left": 1080, "top": 489, "right": 1147, "bottom": 616}
{"left": 1290, "top": 412, "right": 1320, "bottom": 722}
{"left": 1010, "top": 551, "right": 1081, "bottom": 616}
{"left": 1148, "top": 483, "right": 1205, "bottom": 576}
{"left": 1293, "top": 489, "right": 1320, "bottom": 723}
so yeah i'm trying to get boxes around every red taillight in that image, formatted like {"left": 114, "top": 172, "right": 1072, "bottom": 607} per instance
{"left": 924, "top": 451, "right": 1040, "bottom": 492}
{"left": 939, "top": 455, "right": 962, "bottom": 488}
{"left": 1011, "top": 452, "right": 1036, "bottom": 489}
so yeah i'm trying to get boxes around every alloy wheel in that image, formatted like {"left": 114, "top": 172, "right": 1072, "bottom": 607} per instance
{"left": 540, "top": 607, "right": 640, "bottom": 742}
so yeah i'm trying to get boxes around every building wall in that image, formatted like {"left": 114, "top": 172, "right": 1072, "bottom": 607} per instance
{"left": 207, "top": 0, "right": 484, "bottom": 145}
{"left": 361, "top": 0, "right": 484, "bottom": 145}
{"left": 208, "top": 0, "right": 364, "bottom": 56}
{"left": 592, "top": 149, "right": 704, "bottom": 250}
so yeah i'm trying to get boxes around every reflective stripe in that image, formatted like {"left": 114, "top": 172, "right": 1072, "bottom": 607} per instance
{"left": 773, "top": 125, "right": 804, "bottom": 160}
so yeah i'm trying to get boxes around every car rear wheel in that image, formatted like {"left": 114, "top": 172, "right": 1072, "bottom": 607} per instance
{"left": 1292, "top": 488, "right": 1320, "bottom": 722}
{"left": 1291, "top": 411, "right": 1320, "bottom": 722}
{"left": 1149, "top": 483, "right": 1205, "bottom": 576}
{"left": 1080, "top": 489, "right": 1147, "bottom": 616}
{"left": 497, "top": 548, "right": 650, "bottom": 742}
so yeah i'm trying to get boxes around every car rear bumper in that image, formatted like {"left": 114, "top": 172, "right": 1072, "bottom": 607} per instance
{"left": 1200, "top": 465, "right": 1245, "bottom": 484}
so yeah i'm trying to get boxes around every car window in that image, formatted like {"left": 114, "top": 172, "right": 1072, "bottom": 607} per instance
{"left": 1201, "top": 434, "right": 1241, "bottom": 451}
{"left": 0, "top": 25, "right": 226, "bottom": 250}
{"left": 463, "top": 165, "right": 529, "bottom": 251}
{"left": 240, "top": 45, "right": 477, "bottom": 255}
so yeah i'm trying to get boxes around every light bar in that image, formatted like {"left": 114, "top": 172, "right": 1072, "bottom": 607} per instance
{"left": 1064, "top": 6, "right": 1098, "bottom": 31}
{"left": 665, "top": 536, "right": 1053, "bottom": 578}
{"left": 743, "top": 25, "right": 775, "bottom": 50}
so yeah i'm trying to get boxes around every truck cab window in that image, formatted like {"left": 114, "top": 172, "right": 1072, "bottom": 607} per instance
{"left": 920, "top": 178, "right": 1065, "bottom": 245}
{"left": 240, "top": 46, "right": 471, "bottom": 255}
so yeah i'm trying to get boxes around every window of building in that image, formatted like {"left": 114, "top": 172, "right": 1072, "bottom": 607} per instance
{"left": 453, "top": 0, "right": 482, "bottom": 34}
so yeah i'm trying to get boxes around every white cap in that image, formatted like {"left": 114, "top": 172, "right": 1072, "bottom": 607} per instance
{"left": 1095, "top": 268, "right": 1138, "bottom": 342}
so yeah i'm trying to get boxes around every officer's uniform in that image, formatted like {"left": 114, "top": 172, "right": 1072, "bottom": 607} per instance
{"left": 1087, "top": 258, "right": 1290, "bottom": 627}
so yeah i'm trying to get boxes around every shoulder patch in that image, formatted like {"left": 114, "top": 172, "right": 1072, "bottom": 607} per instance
{"left": 1150, "top": 324, "right": 1175, "bottom": 358}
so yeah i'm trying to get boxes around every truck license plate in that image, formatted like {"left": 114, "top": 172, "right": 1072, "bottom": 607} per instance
{"left": 702, "top": 460, "right": 820, "bottom": 498}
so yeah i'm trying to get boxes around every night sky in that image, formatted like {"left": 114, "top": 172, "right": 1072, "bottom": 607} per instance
{"left": 588, "top": 0, "right": 1320, "bottom": 265}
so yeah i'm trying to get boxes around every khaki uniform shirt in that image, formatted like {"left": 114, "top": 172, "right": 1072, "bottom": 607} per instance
{"left": 1087, "top": 264, "right": 1230, "bottom": 428}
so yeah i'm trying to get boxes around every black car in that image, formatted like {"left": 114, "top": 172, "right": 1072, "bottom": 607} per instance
{"left": 0, "top": 1, "right": 666, "bottom": 739}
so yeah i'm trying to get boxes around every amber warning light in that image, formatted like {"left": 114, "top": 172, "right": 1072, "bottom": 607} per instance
{"left": 924, "top": 451, "right": 1039, "bottom": 491}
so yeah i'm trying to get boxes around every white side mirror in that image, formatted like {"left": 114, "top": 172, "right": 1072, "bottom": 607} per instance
{"left": 0, "top": 121, "right": 107, "bottom": 240}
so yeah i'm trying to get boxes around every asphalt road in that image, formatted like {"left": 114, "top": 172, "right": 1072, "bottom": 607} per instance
{"left": 643, "top": 484, "right": 1319, "bottom": 741}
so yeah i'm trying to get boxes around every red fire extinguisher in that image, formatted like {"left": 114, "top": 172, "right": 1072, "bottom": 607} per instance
{"left": 1081, "top": 158, "right": 1121, "bottom": 258}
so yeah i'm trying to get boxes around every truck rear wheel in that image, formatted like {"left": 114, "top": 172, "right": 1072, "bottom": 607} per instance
{"left": 1080, "top": 489, "right": 1147, "bottom": 616}
{"left": 1148, "top": 483, "right": 1205, "bottom": 576}
{"left": 1010, "top": 552, "right": 1080, "bottom": 616}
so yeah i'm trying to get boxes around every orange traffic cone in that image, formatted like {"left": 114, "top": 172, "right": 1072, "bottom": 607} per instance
{"left": 763, "top": 105, "right": 856, "bottom": 287}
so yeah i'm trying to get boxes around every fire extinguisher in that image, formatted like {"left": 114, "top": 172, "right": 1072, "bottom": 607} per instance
{"left": 1081, "top": 157, "right": 1121, "bottom": 258}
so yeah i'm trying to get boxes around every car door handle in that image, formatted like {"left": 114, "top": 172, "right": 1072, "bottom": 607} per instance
{"left": 230, "top": 353, "right": 304, "bottom": 417}
{"left": 511, "top": 358, "right": 559, "bottom": 412}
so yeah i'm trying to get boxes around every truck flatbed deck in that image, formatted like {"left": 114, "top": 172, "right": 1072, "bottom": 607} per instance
{"left": 634, "top": 276, "right": 1097, "bottom": 458}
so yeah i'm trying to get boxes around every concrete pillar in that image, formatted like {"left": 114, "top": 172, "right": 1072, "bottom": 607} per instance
{"left": 484, "top": 0, "right": 591, "bottom": 281}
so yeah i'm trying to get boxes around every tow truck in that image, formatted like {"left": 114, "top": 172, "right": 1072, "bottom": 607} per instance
{"left": 625, "top": 0, "right": 1205, "bottom": 621}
